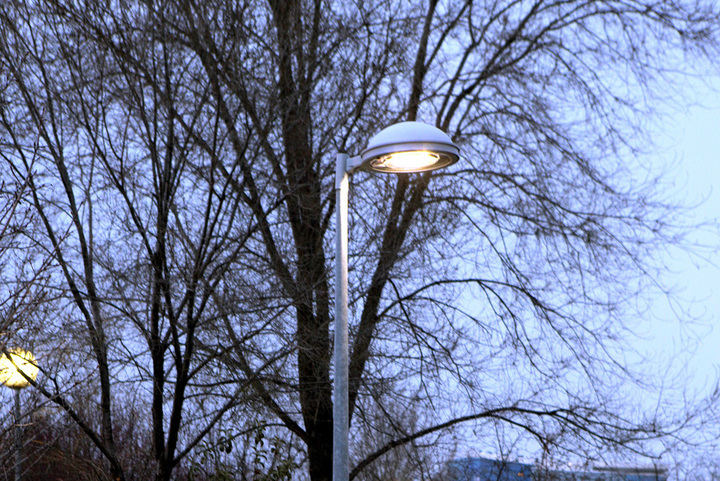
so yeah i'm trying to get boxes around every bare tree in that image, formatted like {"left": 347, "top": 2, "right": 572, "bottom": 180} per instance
{"left": 0, "top": 2, "right": 269, "bottom": 480}
{"left": 1, "top": 1, "right": 719, "bottom": 481}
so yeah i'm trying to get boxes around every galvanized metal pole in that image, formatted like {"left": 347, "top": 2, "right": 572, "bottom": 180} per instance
{"left": 333, "top": 153, "right": 350, "bottom": 481}
{"left": 14, "top": 388, "right": 22, "bottom": 481}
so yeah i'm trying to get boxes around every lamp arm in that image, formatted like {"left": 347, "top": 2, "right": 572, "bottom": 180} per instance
{"left": 335, "top": 154, "right": 364, "bottom": 188}
{"left": 346, "top": 155, "right": 364, "bottom": 174}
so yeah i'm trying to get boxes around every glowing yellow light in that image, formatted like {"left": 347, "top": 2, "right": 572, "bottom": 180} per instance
{"left": 372, "top": 151, "right": 441, "bottom": 172}
{"left": 0, "top": 349, "right": 38, "bottom": 389}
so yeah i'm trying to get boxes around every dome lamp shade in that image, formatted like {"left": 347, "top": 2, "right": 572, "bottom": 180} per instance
{"left": 360, "top": 121, "right": 459, "bottom": 173}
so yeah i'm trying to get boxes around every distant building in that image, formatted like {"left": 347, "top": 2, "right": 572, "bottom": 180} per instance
{"left": 446, "top": 457, "right": 667, "bottom": 481}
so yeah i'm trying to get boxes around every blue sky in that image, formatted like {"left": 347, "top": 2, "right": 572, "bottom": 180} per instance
{"left": 645, "top": 75, "right": 720, "bottom": 395}
{"left": 655, "top": 77, "right": 720, "bottom": 390}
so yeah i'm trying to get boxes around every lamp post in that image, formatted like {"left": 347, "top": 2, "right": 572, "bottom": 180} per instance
{"left": 0, "top": 348, "right": 39, "bottom": 481}
{"left": 333, "top": 121, "right": 459, "bottom": 481}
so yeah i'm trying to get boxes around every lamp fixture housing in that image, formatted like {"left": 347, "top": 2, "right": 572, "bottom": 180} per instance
{"left": 0, "top": 349, "right": 38, "bottom": 389}
{"left": 360, "top": 121, "right": 459, "bottom": 173}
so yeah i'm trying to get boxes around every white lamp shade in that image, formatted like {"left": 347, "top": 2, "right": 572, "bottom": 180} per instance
{"left": 0, "top": 348, "right": 38, "bottom": 389}
{"left": 360, "top": 121, "right": 459, "bottom": 173}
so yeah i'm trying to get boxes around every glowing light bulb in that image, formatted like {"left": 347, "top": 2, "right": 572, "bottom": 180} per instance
{"left": 371, "top": 151, "right": 441, "bottom": 172}
{"left": 0, "top": 349, "right": 38, "bottom": 389}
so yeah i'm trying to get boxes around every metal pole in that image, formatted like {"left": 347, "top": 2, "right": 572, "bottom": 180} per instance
{"left": 14, "top": 388, "right": 22, "bottom": 481}
{"left": 333, "top": 153, "right": 350, "bottom": 481}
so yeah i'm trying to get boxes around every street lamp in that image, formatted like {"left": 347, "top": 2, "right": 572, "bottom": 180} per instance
{"left": 333, "top": 121, "right": 459, "bottom": 481}
{"left": 0, "top": 348, "right": 39, "bottom": 481}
